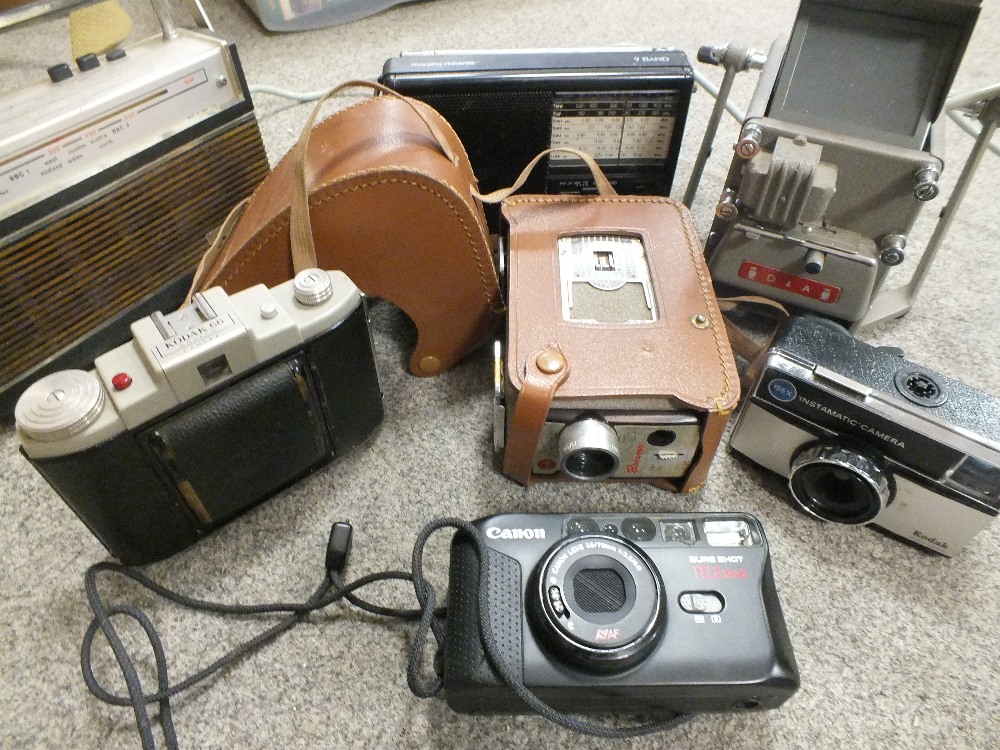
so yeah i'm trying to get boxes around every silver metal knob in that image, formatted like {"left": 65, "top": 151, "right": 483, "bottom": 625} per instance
{"left": 913, "top": 165, "right": 940, "bottom": 201}
{"left": 735, "top": 123, "right": 763, "bottom": 159}
{"left": 804, "top": 249, "right": 825, "bottom": 274}
{"left": 715, "top": 189, "right": 740, "bottom": 221}
{"left": 292, "top": 268, "right": 334, "bottom": 306}
{"left": 879, "top": 234, "right": 907, "bottom": 266}
{"left": 15, "top": 370, "right": 106, "bottom": 443}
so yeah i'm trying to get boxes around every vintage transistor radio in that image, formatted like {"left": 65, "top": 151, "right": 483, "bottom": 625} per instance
{"left": 0, "top": 11, "right": 270, "bottom": 411}
{"left": 380, "top": 48, "right": 693, "bottom": 230}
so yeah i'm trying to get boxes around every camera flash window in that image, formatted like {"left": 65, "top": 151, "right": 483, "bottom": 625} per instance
{"left": 703, "top": 519, "right": 754, "bottom": 547}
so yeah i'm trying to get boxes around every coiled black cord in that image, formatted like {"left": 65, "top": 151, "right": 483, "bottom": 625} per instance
{"left": 81, "top": 518, "right": 691, "bottom": 749}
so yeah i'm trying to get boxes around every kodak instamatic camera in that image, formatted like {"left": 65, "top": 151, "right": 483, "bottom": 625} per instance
{"left": 444, "top": 513, "right": 799, "bottom": 715}
{"left": 15, "top": 269, "right": 383, "bottom": 564}
{"left": 494, "top": 194, "right": 739, "bottom": 491}
{"left": 729, "top": 316, "right": 1000, "bottom": 556}
{"left": 704, "top": 0, "right": 980, "bottom": 329}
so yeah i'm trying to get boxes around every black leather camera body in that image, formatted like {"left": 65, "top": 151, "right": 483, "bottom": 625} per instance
{"left": 15, "top": 269, "right": 383, "bottom": 565}
{"left": 444, "top": 513, "right": 799, "bottom": 715}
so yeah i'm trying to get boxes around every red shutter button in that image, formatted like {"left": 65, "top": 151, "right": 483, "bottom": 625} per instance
{"left": 111, "top": 373, "right": 133, "bottom": 391}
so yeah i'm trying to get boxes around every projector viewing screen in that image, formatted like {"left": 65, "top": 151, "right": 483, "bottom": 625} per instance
{"left": 768, "top": 0, "right": 978, "bottom": 149}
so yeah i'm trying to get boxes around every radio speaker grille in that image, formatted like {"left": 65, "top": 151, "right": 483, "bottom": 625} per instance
{"left": 0, "top": 117, "right": 269, "bottom": 390}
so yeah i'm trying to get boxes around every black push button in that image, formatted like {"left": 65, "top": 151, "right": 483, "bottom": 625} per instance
{"left": 47, "top": 63, "right": 73, "bottom": 83}
{"left": 106, "top": 48, "right": 127, "bottom": 62}
{"left": 76, "top": 53, "right": 100, "bottom": 72}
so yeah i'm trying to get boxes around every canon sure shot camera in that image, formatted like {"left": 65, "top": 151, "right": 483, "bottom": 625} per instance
{"left": 444, "top": 512, "right": 799, "bottom": 715}
{"left": 730, "top": 316, "right": 1000, "bottom": 556}
{"left": 15, "top": 269, "right": 383, "bottom": 565}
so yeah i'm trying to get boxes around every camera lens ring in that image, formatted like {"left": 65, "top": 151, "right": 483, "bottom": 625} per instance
{"left": 529, "top": 533, "right": 665, "bottom": 674}
{"left": 788, "top": 442, "right": 893, "bottom": 525}
{"left": 558, "top": 417, "right": 620, "bottom": 481}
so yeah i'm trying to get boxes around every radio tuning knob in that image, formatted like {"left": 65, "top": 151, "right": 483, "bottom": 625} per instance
{"left": 292, "top": 268, "right": 334, "bottom": 306}
{"left": 14, "top": 370, "right": 106, "bottom": 443}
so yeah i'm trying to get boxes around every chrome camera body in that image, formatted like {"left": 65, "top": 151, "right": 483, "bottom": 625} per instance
{"left": 729, "top": 316, "right": 1000, "bottom": 555}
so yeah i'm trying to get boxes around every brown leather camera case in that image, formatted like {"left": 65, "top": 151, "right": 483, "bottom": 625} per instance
{"left": 501, "top": 194, "right": 740, "bottom": 492}
{"left": 190, "top": 82, "right": 503, "bottom": 377}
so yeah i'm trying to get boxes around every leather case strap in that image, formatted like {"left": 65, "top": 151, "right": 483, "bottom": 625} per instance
{"left": 187, "top": 80, "right": 503, "bottom": 376}
{"left": 289, "top": 80, "right": 460, "bottom": 273}
{"left": 475, "top": 146, "right": 618, "bottom": 203}
{"left": 502, "top": 345, "right": 570, "bottom": 486}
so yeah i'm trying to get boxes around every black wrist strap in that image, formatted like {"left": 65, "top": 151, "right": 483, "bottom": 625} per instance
{"left": 81, "top": 518, "right": 692, "bottom": 749}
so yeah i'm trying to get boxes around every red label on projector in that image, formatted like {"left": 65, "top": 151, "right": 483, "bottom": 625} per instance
{"left": 738, "top": 262, "right": 841, "bottom": 303}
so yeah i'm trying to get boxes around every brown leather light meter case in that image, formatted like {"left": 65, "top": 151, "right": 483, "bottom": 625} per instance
{"left": 494, "top": 151, "right": 739, "bottom": 492}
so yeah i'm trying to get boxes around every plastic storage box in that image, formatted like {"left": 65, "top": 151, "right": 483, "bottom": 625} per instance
{"left": 242, "top": 0, "right": 420, "bottom": 31}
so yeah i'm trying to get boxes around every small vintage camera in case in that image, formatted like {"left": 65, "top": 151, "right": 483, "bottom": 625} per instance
{"left": 729, "top": 316, "right": 1000, "bottom": 555}
{"left": 494, "top": 192, "right": 739, "bottom": 491}
{"left": 15, "top": 269, "right": 383, "bottom": 564}
{"left": 444, "top": 512, "right": 799, "bottom": 715}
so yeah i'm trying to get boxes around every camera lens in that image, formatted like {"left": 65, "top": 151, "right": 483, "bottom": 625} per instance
{"left": 621, "top": 517, "right": 656, "bottom": 542}
{"left": 529, "top": 533, "right": 665, "bottom": 674}
{"left": 558, "top": 417, "right": 620, "bottom": 481}
{"left": 788, "top": 443, "right": 892, "bottom": 525}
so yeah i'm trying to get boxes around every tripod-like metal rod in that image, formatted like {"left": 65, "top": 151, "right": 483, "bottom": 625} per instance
{"left": 682, "top": 44, "right": 766, "bottom": 209}
{"left": 150, "top": 0, "right": 178, "bottom": 38}
{"left": 907, "top": 93, "right": 1000, "bottom": 301}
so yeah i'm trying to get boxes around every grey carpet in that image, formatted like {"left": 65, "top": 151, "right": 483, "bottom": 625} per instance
{"left": 1, "top": 1, "right": 999, "bottom": 748}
